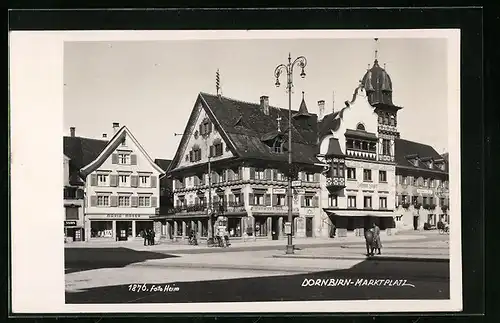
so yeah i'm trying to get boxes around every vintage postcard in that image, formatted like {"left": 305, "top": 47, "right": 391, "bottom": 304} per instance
{"left": 9, "top": 29, "right": 461, "bottom": 313}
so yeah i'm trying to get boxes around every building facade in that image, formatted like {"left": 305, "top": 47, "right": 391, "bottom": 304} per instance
{"left": 317, "top": 58, "right": 400, "bottom": 237}
{"left": 155, "top": 92, "right": 323, "bottom": 241}
{"left": 394, "top": 139, "right": 450, "bottom": 230}
{"left": 79, "top": 123, "right": 165, "bottom": 242}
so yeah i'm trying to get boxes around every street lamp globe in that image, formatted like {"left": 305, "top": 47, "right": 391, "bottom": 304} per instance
{"left": 275, "top": 79, "right": 281, "bottom": 87}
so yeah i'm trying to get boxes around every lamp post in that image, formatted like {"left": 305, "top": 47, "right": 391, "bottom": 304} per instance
{"left": 274, "top": 53, "right": 307, "bottom": 254}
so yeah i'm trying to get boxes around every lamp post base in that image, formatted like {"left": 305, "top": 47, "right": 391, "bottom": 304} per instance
{"left": 285, "top": 244, "right": 295, "bottom": 254}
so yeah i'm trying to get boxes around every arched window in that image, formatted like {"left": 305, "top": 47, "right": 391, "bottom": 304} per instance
{"left": 356, "top": 123, "right": 365, "bottom": 131}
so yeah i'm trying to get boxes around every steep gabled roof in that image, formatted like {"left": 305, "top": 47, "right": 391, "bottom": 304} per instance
{"left": 63, "top": 136, "right": 108, "bottom": 184}
{"left": 325, "top": 138, "right": 344, "bottom": 157}
{"left": 168, "top": 92, "right": 321, "bottom": 168}
{"left": 80, "top": 126, "right": 165, "bottom": 177}
{"left": 395, "top": 138, "right": 448, "bottom": 174}
{"left": 154, "top": 159, "right": 172, "bottom": 172}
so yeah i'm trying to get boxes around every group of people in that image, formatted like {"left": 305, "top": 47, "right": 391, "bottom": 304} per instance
{"left": 141, "top": 229, "right": 156, "bottom": 246}
{"left": 365, "top": 222, "right": 382, "bottom": 256}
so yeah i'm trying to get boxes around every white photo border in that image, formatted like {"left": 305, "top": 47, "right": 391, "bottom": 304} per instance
{"left": 9, "top": 29, "right": 461, "bottom": 314}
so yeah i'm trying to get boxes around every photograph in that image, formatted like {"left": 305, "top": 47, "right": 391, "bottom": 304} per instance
{"left": 10, "top": 29, "right": 462, "bottom": 314}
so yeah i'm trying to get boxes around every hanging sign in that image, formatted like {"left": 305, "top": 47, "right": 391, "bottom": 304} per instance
{"left": 284, "top": 222, "right": 292, "bottom": 234}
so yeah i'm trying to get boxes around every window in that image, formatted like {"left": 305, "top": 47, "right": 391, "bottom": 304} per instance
{"left": 214, "top": 143, "right": 223, "bottom": 157}
{"left": 403, "top": 176, "right": 409, "bottom": 185}
{"left": 98, "top": 174, "right": 108, "bottom": 186}
{"left": 379, "top": 170, "right": 387, "bottom": 182}
{"left": 364, "top": 196, "right": 372, "bottom": 208}
{"left": 412, "top": 196, "right": 418, "bottom": 205}
{"left": 346, "top": 139, "right": 354, "bottom": 149}
{"left": 273, "top": 139, "right": 283, "bottom": 153}
{"left": 253, "top": 194, "right": 264, "bottom": 205}
{"left": 221, "top": 170, "right": 227, "bottom": 182}
{"left": 363, "top": 169, "right": 372, "bottom": 181}
{"left": 332, "top": 165, "right": 338, "bottom": 177}
{"left": 356, "top": 123, "right": 365, "bottom": 131}
{"left": 347, "top": 168, "right": 356, "bottom": 180}
{"left": 379, "top": 197, "right": 387, "bottom": 209}
{"left": 65, "top": 207, "right": 79, "bottom": 220}
{"left": 276, "top": 194, "right": 286, "bottom": 206}
{"left": 119, "top": 175, "right": 129, "bottom": 187}
{"left": 382, "top": 139, "right": 391, "bottom": 155}
{"left": 232, "top": 169, "right": 240, "bottom": 181}
{"left": 348, "top": 196, "right": 357, "bottom": 208}
{"left": 402, "top": 195, "right": 409, "bottom": 204}
{"left": 328, "top": 194, "right": 338, "bottom": 207}
{"left": 118, "top": 196, "right": 130, "bottom": 207}
{"left": 139, "top": 196, "right": 151, "bottom": 207}
{"left": 429, "top": 197, "right": 434, "bottom": 205}
{"left": 255, "top": 169, "right": 265, "bottom": 180}
{"left": 97, "top": 195, "right": 109, "bottom": 206}
{"left": 139, "top": 175, "right": 150, "bottom": 187}
{"left": 200, "top": 119, "right": 212, "bottom": 136}
{"left": 306, "top": 173, "right": 315, "bottom": 182}
{"left": 389, "top": 115, "right": 395, "bottom": 126}
{"left": 423, "top": 178, "right": 429, "bottom": 187}
{"left": 119, "top": 154, "right": 130, "bottom": 164}
{"left": 190, "top": 148, "right": 202, "bottom": 162}
{"left": 304, "top": 196, "right": 313, "bottom": 207}
{"left": 439, "top": 198, "right": 445, "bottom": 206}
{"left": 233, "top": 194, "right": 240, "bottom": 206}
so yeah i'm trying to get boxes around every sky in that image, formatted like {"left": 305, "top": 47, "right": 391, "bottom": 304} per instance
{"left": 64, "top": 37, "right": 448, "bottom": 160}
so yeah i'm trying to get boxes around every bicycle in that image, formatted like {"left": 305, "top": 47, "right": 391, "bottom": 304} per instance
{"left": 438, "top": 226, "right": 449, "bottom": 235}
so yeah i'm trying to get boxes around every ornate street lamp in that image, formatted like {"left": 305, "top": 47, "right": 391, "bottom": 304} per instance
{"left": 274, "top": 53, "right": 307, "bottom": 254}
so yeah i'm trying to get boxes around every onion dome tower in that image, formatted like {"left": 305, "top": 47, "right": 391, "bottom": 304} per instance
{"left": 361, "top": 41, "right": 394, "bottom": 106}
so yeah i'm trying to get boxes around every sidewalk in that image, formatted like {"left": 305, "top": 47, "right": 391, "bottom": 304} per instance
{"left": 65, "top": 233, "right": 431, "bottom": 252}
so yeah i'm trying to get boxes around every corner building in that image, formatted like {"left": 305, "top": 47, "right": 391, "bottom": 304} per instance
{"left": 317, "top": 58, "right": 400, "bottom": 237}
{"left": 158, "top": 93, "right": 323, "bottom": 241}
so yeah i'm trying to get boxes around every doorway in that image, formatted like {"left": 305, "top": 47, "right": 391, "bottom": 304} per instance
{"left": 116, "top": 221, "right": 131, "bottom": 241}
{"left": 305, "top": 217, "right": 313, "bottom": 237}
{"left": 271, "top": 217, "right": 279, "bottom": 240}
{"left": 413, "top": 216, "right": 419, "bottom": 230}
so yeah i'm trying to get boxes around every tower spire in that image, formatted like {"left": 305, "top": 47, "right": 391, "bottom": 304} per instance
{"left": 374, "top": 38, "right": 379, "bottom": 63}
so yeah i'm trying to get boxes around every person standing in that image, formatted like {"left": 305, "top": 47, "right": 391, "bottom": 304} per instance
{"left": 372, "top": 222, "right": 382, "bottom": 255}
{"left": 141, "top": 230, "right": 148, "bottom": 246}
{"left": 150, "top": 229, "right": 155, "bottom": 246}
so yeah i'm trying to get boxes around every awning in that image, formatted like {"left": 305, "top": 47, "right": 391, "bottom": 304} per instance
{"left": 324, "top": 209, "right": 395, "bottom": 218}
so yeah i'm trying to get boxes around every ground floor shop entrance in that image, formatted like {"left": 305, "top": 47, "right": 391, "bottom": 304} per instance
{"left": 325, "top": 210, "right": 396, "bottom": 237}
{"left": 86, "top": 215, "right": 155, "bottom": 241}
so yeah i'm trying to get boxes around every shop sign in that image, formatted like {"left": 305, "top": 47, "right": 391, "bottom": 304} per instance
{"left": 273, "top": 188, "right": 286, "bottom": 194}
{"left": 105, "top": 214, "right": 143, "bottom": 219}
{"left": 284, "top": 222, "right": 292, "bottom": 234}
{"left": 416, "top": 189, "right": 433, "bottom": 195}
{"left": 250, "top": 206, "right": 299, "bottom": 213}
{"left": 64, "top": 221, "right": 77, "bottom": 226}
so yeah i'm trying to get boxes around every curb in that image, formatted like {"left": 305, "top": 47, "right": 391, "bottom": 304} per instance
{"left": 272, "top": 254, "right": 449, "bottom": 263}
{"left": 130, "top": 261, "right": 319, "bottom": 274}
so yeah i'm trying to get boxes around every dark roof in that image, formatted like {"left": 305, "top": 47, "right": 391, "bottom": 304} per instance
{"left": 63, "top": 136, "right": 108, "bottom": 182}
{"left": 318, "top": 112, "right": 341, "bottom": 139}
{"left": 345, "top": 129, "right": 378, "bottom": 140}
{"left": 395, "top": 138, "right": 448, "bottom": 174}
{"left": 361, "top": 59, "right": 394, "bottom": 106}
{"left": 325, "top": 138, "right": 344, "bottom": 157}
{"left": 199, "top": 92, "right": 320, "bottom": 165}
{"left": 293, "top": 93, "right": 312, "bottom": 118}
{"left": 154, "top": 159, "right": 172, "bottom": 172}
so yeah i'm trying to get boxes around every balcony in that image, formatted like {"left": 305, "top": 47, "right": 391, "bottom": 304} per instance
{"left": 166, "top": 201, "right": 246, "bottom": 216}
{"left": 346, "top": 148, "right": 377, "bottom": 161}
{"left": 250, "top": 205, "right": 300, "bottom": 214}
{"left": 325, "top": 176, "right": 346, "bottom": 191}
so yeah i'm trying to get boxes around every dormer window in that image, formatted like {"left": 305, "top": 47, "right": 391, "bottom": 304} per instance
{"left": 273, "top": 139, "right": 283, "bottom": 153}
{"left": 356, "top": 123, "right": 365, "bottom": 131}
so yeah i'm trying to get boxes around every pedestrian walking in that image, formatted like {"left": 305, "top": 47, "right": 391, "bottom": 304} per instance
{"left": 150, "top": 229, "right": 155, "bottom": 246}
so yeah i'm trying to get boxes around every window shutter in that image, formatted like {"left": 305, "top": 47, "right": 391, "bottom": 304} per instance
{"left": 208, "top": 121, "right": 212, "bottom": 133}
{"left": 110, "top": 196, "right": 118, "bottom": 207}
{"left": 264, "top": 169, "right": 270, "bottom": 180}
{"left": 150, "top": 176, "right": 157, "bottom": 188}
{"left": 301, "top": 196, "right": 305, "bottom": 207}
{"left": 199, "top": 124, "right": 203, "bottom": 135}
{"left": 194, "top": 176, "right": 199, "bottom": 186}
{"left": 250, "top": 167, "right": 255, "bottom": 180}
{"left": 130, "top": 154, "right": 137, "bottom": 165}
{"left": 151, "top": 196, "right": 157, "bottom": 208}
{"left": 90, "top": 195, "right": 97, "bottom": 207}
{"left": 112, "top": 154, "right": 118, "bottom": 164}
{"left": 220, "top": 142, "right": 224, "bottom": 155}
{"left": 313, "top": 196, "right": 319, "bottom": 207}
{"left": 273, "top": 169, "right": 277, "bottom": 181}
{"left": 131, "top": 196, "right": 138, "bottom": 207}
{"left": 90, "top": 174, "right": 97, "bottom": 186}
{"left": 240, "top": 193, "right": 244, "bottom": 205}
{"left": 209, "top": 146, "right": 214, "bottom": 158}
{"left": 248, "top": 193, "right": 254, "bottom": 205}
{"left": 265, "top": 194, "right": 271, "bottom": 206}
{"left": 272, "top": 194, "right": 277, "bottom": 206}
{"left": 131, "top": 175, "right": 138, "bottom": 188}
{"left": 238, "top": 167, "right": 243, "bottom": 180}
{"left": 189, "top": 151, "right": 193, "bottom": 162}
{"left": 110, "top": 174, "right": 118, "bottom": 187}
{"left": 76, "top": 188, "right": 84, "bottom": 199}
{"left": 228, "top": 169, "right": 234, "bottom": 181}
{"left": 228, "top": 194, "right": 234, "bottom": 203}
{"left": 314, "top": 173, "right": 320, "bottom": 182}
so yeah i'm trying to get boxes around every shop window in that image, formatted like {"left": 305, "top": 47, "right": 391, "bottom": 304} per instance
{"left": 135, "top": 221, "right": 153, "bottom": 238}
{"left": 91, "top": 221, "right": 113, "bottom": 238}
{"left": 228, "top": 218, "right": 242, "bottom": 237}
{"left": 276, "top": 194, "right": 286, "bottom": 206}
{"left": 254, "top": 218, "right": 268, "bottom": 237}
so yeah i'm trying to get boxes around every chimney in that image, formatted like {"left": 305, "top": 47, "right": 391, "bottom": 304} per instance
{"left": 317, "top": 100, "right": 325, "bottom": 121}
{"left": 70, "top": 127, "right": 75, "bottom": 137}
{"left": 112, "top": 122, "right": 120, "bottom": 134}
{"left": 102, "top": 133, "right": 107, "bottom": 139}
{"left": 260, "top": 96, "right": 269, "bottom": 115}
